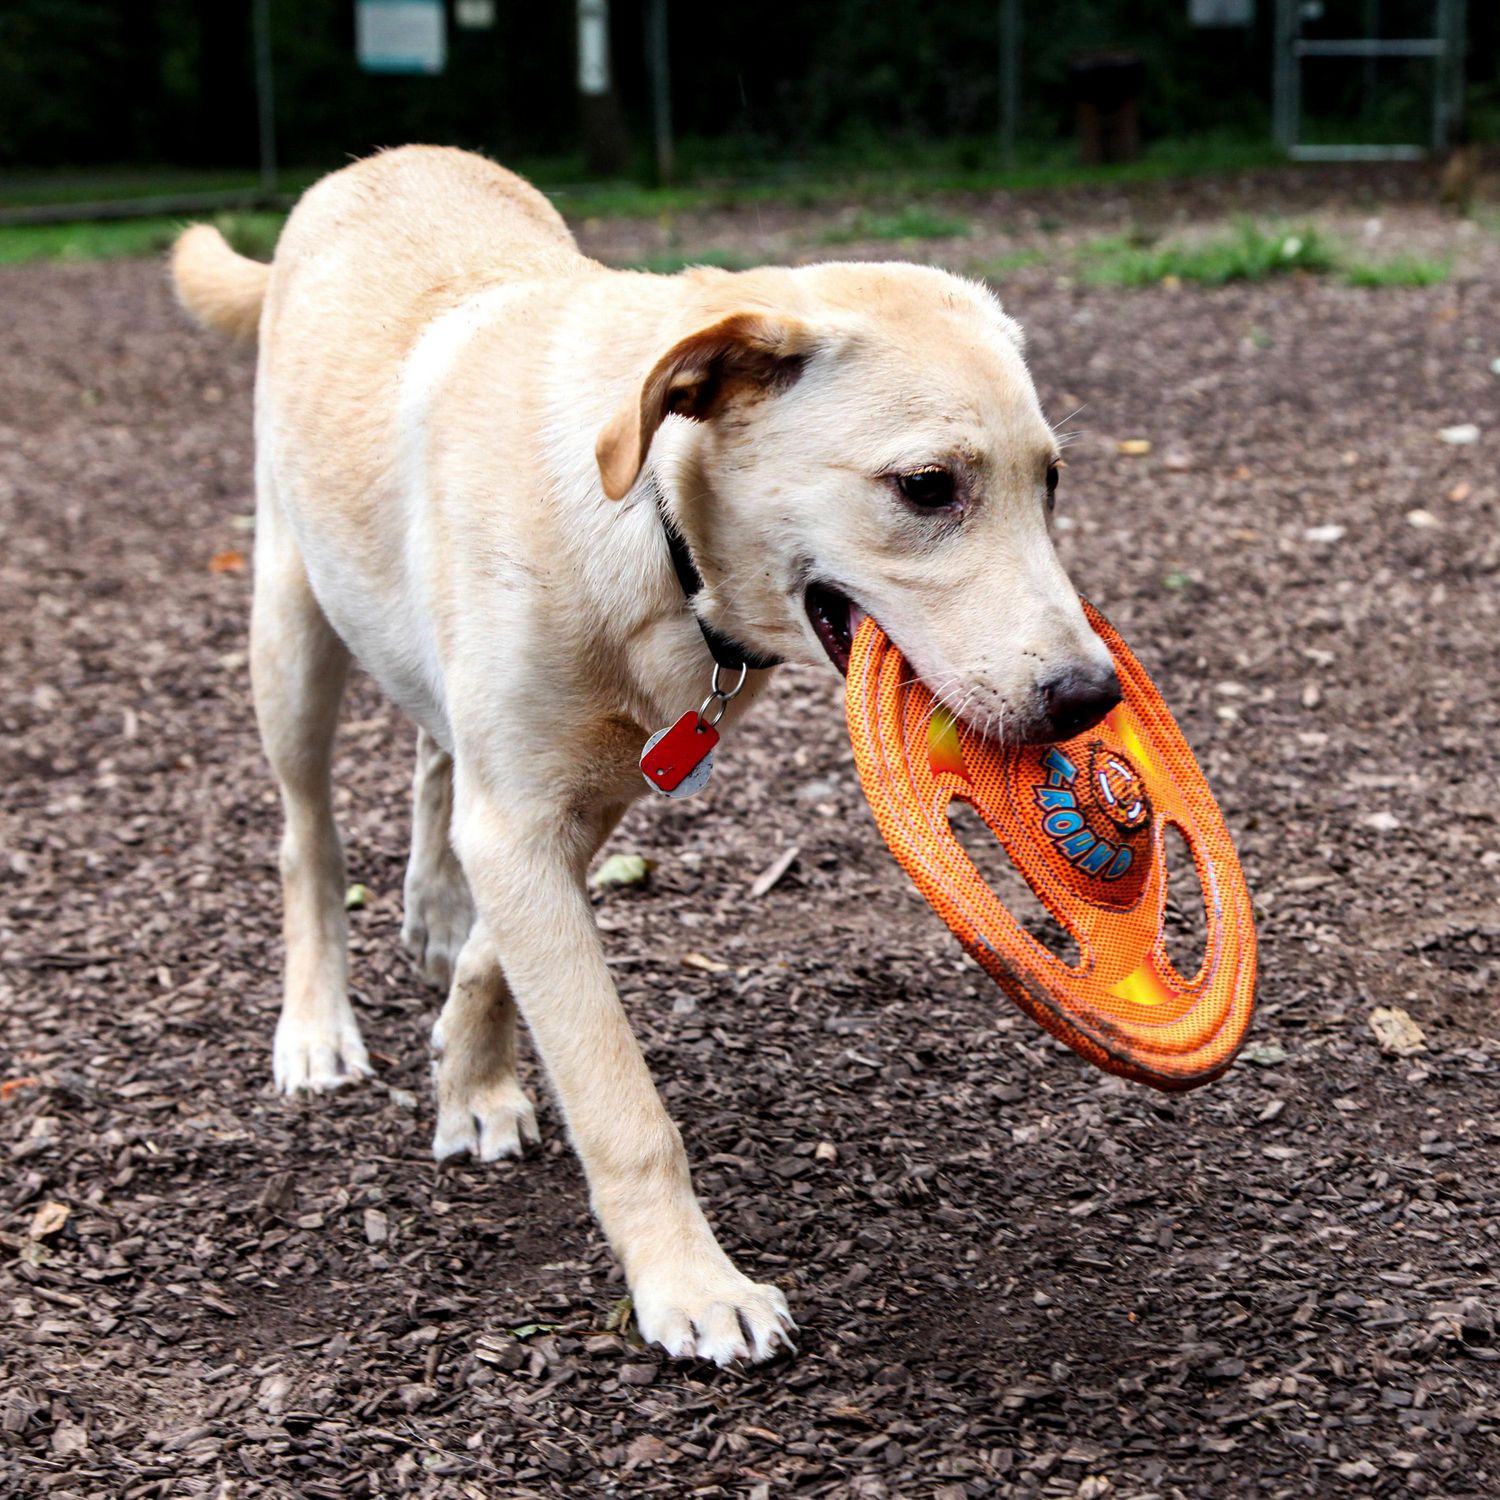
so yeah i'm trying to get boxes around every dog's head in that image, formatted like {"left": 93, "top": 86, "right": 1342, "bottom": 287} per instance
{"left": 596, "top": 262, "right": 1118, "bottom": 743}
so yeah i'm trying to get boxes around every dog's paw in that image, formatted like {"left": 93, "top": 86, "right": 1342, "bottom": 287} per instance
{"left": 631, "top": 1263, "right": 796, "bottom": 1366}
{"left": 401, "top": 870, "right": 474, "bottom": 991}
{"left": 273, "top": 1009, "right": 371, "bottom": 1095}
{"left": 431, "top": 1077, "right": 539, "bottom": 1163}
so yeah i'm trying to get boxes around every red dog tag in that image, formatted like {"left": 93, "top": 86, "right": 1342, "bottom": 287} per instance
{"left": 640, "top": 711, "right": 718, "bottom": 797}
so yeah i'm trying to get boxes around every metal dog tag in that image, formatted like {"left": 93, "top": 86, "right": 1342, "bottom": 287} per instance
{"left": 640, "top": 711, "right": 717, "bottom": 798}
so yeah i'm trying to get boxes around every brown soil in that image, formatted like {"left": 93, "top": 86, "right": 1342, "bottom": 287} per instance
{"left": 2, "top": 186, "right": 1498, "bottom": 1498}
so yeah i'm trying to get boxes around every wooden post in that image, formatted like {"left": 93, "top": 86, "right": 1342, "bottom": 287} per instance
{"left": 999, "top": 0, "right": 1021, "bottom": 170}
{"left": 646, "top": 0, "right": 674, "bottom": 185}
{"left": 253, "top": 0, "right": 277, "bottom": 195}
{"left": 577, "top": 0, "right": 630, "bottom": 176}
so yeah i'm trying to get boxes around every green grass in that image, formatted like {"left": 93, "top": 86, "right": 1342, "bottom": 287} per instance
{"left": 966, "top": 247, "right": 1050, "bottom": 278}
{"left": 818, "top": 204, "right": 971, "bottom": 245}
{"left": 7, "top": 137, "right": 1269, "bottom": 227}
{"left": 0, "top": 133, "right": 1288, "bottom": 265}
{"left": 547, "top": 133, "right": 1284, "bottom": 220}
{"left": 1077, "top": 221, "right": 1450, "bottom": 290}
{"left": 0, "top": 167, "right": 317, "bottom": 210}
{"left": 1081, "top": 222, "right": 1338, "bottom": 287}
{"left": 0, "top": 211, "right": 285, "bottom": 267}
{"left": 1341, "top": 253, "right": 1450, "bottom": 288}
{"left": 620, "top": 247, "right": 755, "bottom": 275}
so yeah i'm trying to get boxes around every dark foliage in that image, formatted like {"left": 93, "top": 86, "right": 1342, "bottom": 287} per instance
{"left": 1, "top": 0, "right": 1495, "bottom": 172}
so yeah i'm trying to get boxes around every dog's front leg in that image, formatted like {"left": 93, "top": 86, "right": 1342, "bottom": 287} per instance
{"left": 453, "top": 786, "right": 794, "bottom": 1366}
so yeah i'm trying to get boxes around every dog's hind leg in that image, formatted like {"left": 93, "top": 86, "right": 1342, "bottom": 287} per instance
{"left": 401, "top": 728, "right": 474, "bottom": 990}
{"left": 429, "top": 930, "right": 538, "bottom": 1162}
{"left": 251, "top": 488, "right": 369, "bottom": 1094}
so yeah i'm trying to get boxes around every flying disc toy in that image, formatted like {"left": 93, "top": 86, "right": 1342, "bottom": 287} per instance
{"left": 845, "top": 604, "right": 1255, "bottom": 1092}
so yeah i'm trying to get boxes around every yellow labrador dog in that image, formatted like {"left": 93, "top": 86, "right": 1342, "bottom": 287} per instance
{"left": 172, "top": 146, "right": 1119, "bottom": 1366}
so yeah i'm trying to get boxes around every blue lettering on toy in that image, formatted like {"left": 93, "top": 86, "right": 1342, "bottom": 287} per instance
{"left": 1033, "top": 748, "right": 1133, "bottom": 880}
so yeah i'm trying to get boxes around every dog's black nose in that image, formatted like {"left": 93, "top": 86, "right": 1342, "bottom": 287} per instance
{"left": 1037, "top": 664, "right": 1122, "bottom": 741}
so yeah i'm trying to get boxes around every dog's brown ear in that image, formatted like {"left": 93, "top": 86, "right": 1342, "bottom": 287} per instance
{"left": 595, "top": 312, "right": 811, "bottom": 501}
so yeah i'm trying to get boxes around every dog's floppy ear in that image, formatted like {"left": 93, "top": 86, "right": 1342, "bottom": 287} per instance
{"left": 595, "top": 312, "right": 810, "bottom": 501}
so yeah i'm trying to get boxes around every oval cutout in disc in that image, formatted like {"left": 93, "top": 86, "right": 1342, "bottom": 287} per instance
{"left": 844, "top": 603, "right": 1257, "bottom": 1092}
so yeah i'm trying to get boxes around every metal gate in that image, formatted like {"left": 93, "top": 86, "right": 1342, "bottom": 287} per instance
{"left": 1272, "top": 0, "right": 1467, "bottom": 160}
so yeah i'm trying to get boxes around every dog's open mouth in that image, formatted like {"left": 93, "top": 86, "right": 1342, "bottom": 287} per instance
{"left": 805, "top": 583, "right": 868, "bottom": 676}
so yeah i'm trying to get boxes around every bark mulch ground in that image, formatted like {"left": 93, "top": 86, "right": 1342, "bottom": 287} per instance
{"left": 1, "top": 190, "right": 1497, "bottom": 1498}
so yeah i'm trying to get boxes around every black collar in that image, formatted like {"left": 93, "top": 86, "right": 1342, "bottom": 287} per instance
{"left": 651, "top": 480, "right": 784, "bottom": 673}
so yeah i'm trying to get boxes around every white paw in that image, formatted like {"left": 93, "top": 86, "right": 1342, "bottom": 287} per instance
{"left": 273, "top": 1010, "right": 371, "bottom": 1095}
{"left": 631, "top": 1263, "right": 796, "bottom": 1366}
{"left": 401, "top": 871, "right": 474, "bottom": 990}
{"left": 431, "top": 1078, "right": 539, "bottom": 1162}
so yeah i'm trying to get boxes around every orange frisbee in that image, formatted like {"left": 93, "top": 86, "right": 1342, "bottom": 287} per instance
{"left": 845, "top": 604, "right": 1256, "bottom": 1092}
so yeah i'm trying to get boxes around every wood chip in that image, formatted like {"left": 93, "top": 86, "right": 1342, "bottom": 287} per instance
{"left": 749, "top": 845, "right": 800, "bottom": 898}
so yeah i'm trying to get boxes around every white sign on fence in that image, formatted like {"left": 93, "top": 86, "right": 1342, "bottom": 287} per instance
{"left": 455, "top": 0, "right": 496, "bottom": 27}
{"left": 577, "top": 0, "right": 610, "bottom": 96}
{"left": 357, "top": 0, "right": 447, "bottom": 74}
{"left": 1189, "top": 0, "right": 1253, "bottom": 24}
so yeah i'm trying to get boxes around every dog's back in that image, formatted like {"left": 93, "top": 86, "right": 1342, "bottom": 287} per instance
{"left": 171, "top": 147, "right": 592, "bottom": 737}
{"left": 173, "top": 145, "right": 581, "bottom": 348}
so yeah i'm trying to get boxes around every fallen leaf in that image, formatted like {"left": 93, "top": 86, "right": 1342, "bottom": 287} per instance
{"left": 208, "top": 548, "right": 247, "bottom": 574}
{"left": 1240, "top": 1042, "right": 1288, "bottom": 1067}
{"left": 605, "top": 1294, "right": 635, "bottom": 1334}
{"left": 1303, "top": 523, "right": 1345, "bottom": 544}
{"left": 1118, "top": 438, "right": 1152, "bottom": 456}
{"left": 625, "top": 1434, "right": 675, "bottom": 1467}
{"left": 510, "top": 1322, "right": 560, "bottom": 1340}
{"left": 50, "top": 1422, "right": 88, "bottom": 1457}
{"left": 749, "top": 845, "right": 800, "bottom": 899}
{"left": 1369, "top": 1006, "right": 1426, "bottom": 1056}
{"left": 1438, "top": 423, "right": 1479, "bottom": 445}
{"left": 590, "top": 852, "right": 652, "bottom": 889}
{"left": 681, "top": 951, "right": 730, "bottom": 974}
{"left": 28, "top": 1201, "right": 70, "bottom": 1240}
{"left": 344, "top": 883, "right": 368, "bottom": 910}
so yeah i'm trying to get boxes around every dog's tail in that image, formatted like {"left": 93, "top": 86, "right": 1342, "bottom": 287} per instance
{"left": 170, "top": 224, "right": 270, "bottom": 343}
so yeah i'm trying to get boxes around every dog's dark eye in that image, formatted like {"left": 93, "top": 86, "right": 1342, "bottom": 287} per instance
{"left": 1045, "top": 463, "right": 1060, "bottom": 512}
{"left": 898, "top": 467, "right": 956, "bottom": 508}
